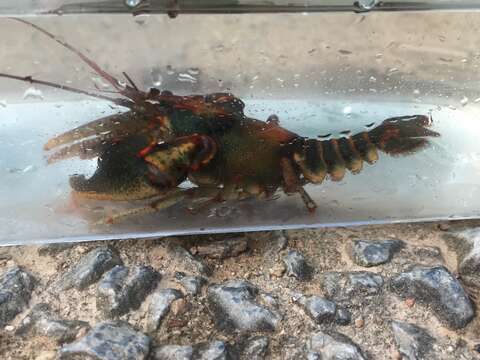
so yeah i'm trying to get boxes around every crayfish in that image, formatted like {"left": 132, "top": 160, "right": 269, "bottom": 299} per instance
{"left": 0, "top": 19, "right": 440, "bottom": 224}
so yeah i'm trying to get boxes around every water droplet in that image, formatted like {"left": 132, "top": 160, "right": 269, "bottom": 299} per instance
{"left": 0, "top": 100, "right": 7, "bottom": 108}
{"left": 474, "top": 97, "right": 480, "bottom": 103}
{"left": 375, "top": 53, "right": 383, "bottom": 59}
{"left": 177, "top": 73, "right": 197, "bottom": 83}
{"left": 166, "top": 65, "right": 175, "bottom": 75}
{"left": 369, "top": 76, "right": 376, "bottom": 83}
{"left": 355, "top": 0, "right": 377, "bottom": 11}
{"left": 413, "top": 89, "right": 420, "bottom": 95}
{"left": 22, "top": 165, "right": 35, "bottom": 173}
{"left": 150, "top": 69, "right": 163, "bottom": 87}
{"left": 23, "top": 87, "right": 44, "bottom": 100}
{"left": 342, "top": 106, "right": 352, "bottom": 114}
{"left": 388, "top": 67, "right": 399, "bottom": 74}
{"left": 125, "top": 0, "right": 141, "bottom": 7}
{"left": 460, "top": 96, "right": 469, "bottom": 106}
{"left": 215, "top": 206, "right": 234, "bottom": 218}
{"left": 187, "top": 67, "right": 200, "bottom": 76}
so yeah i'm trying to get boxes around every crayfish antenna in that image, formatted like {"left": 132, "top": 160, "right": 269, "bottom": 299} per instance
{"left": 0, "top": 72, "right": 133, "bottom": 108}
{"left": 9, "top": 17, "right": 145, "bottom": 103}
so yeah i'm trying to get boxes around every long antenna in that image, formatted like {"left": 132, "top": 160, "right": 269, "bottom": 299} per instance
{"left": 0, "top": 72, "right": 133, "bottom": 107}
{"left": 9, "top": 17, "right": 144, "bottom": 102}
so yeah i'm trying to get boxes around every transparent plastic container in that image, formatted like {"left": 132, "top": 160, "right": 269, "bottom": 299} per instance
{"left": 0, "top": 1, "right": 479, "bottom": 245}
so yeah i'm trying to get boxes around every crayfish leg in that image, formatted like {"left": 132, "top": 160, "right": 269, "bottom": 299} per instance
{"left": 280, "top": 157, "right": 317, "bottom": 212}
{"left": 100, "top": 189, "right": 186, "bottom": 225}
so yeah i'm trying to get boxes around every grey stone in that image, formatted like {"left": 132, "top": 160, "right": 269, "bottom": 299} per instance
{"left": 58, "top": 246, "right": 122, "bottom": 290}
{"left": 391, "top": 320, "right": 434, "bottom": 360}
{"left": 389, "top": 265, "right": 474, "bottom": 329}
{"left": 194, "top": 340, "right": 235, "bottom": 360}
{"left": 321, "top": 272, "right": 343, "bottom": 300}
{"left": 334, "top": 307, "right": 352, "bottom": 326}
{"left": 98, "top": 265, "right": 161, "bottom": 317}
{"left": 0, "top": 266, "right": 36, "bottom": 326}
{"left": 16, "top": 303, "right": 89, "bottom": 344}
{"left": 308, "top": 330, "right": 367, "bottom": 360}
{"left": 191, "top": 237, "right": 248, "bottom": 259}
{"left": 153, "top": 345, "right": 194, "bottom": 360}
{"left": 168, "top": 245, "right": 211, "bottom": 276}
{"left": 307, "top": 352, "right": 321, "bottom": 360}
{"left": 349, "top": 239, "right": 404, "bottom": 267}
{"left": 175, "top": 272, "right": 206, "bottom": 296}
{"left": 58, "top": 321, "right": 151, "bottom": 360}
{"left": 346, "top": 272, "right": 384, "bottom": 296}
{"left": 412, "top": 246, "right": 442, "bottom": 259}
{"left": 321, "top": 271, "right": 383, "bottom": 302}
{"left": 241, "top": 336, "right": 269, "bottom": 360}
{"left": 147, "top": 288, "right": 184, "bottom": 332}
{"left": 208, "top": 280, "right": 281, "bottom": 332}
{"left": 283, "top": 250, "right": 312, "bottom": 281}
{"left": 153, "top": 341, "right": 237, "bottom": 360}
{"left": 445, "top": 228, "right": 480, "bottom": 287}
{"left": 37, "top": 243, "right": 75, "bottom": 257}
{"left": 299, "top": 295, "right": 337, "bottom": 324}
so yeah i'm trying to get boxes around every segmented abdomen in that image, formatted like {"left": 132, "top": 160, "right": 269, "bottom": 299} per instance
{"left": 290, "top": 115, "right": 439, "bottom": 184}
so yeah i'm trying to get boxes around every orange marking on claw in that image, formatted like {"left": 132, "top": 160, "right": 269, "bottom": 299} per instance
{"left": 138, "top": 140, "right": 158, "bottom": 158}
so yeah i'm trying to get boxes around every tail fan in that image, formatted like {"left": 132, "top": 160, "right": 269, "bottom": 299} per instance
{"left": 292, "top": 114, "right": 439, "bottom": 184}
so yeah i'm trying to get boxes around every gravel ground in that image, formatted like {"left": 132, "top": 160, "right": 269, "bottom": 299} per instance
{"left": 1, "top": 220, "right": 480, "bottom": 359}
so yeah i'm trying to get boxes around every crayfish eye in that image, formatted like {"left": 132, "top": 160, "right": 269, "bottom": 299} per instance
{"left": 148, "top": 88, "right": 160, "bottom": 98}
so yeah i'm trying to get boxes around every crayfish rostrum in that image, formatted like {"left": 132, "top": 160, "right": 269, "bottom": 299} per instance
{"left": 0, "top": 19, "right": 440, "bottom": 224}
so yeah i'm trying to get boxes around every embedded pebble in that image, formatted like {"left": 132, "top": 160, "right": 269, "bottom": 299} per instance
{"left": 445, "top": 227, "right": 480, "bottom": 287}
{"left": 391, "top": 320, "right": 434, "bottom": 360}
{"left": 0, "top": 266, "right": 36, "bottom": 326}
{"left": 58, "top": 246, "right": 122, "bottom": 290}
{"left": 307, "top": 330, "right": 367, "bottom": 360}
{"left": 349, "top": 239, "right": 404, "bottom": 267}
{"left": 321, "top": 271, "right": 384, "bottom": 301}
{"left": 58, "top": 321, "right": 151, "bottom": 360}
{"left": 334, "top": 307, "right": 352, "bottom": 326}
{"left": 16, "top": 303, "right": 89, "bottom": 344}
{"left": 175, "top": 272, "right": 206, "bottom": 296}
{"left": 389, "top": 265, "right": 474, "bottom": 329}
{"left": 37, "top": 243, "right": 75, "bottom": 257}
{"left": 208, "top": 280, "right": 281, "bottom": 332}
{"left": 167, "top": 245, "right": 211, "bottom": 276}
{"left": 269, "top": 262, "right": 286, "bottom": 277}
{"left": 241, "top": 336, "right": 269, "bottom": 359}
{"left": 153, "top": 344, "right": 193, "bottom": 360}
{"left": 283, "top": 250, "right": 312, "bottom": 280}
{"left": 153, "top": 341, "right": 237, "bottom": 360}
{"left": 347, "top": 272, "right": 384, "bottom": 295}
{"left": 195, "top": 340, "right": 234, "bottom": 359}
{"left": 298, "top": 295, "right": 336, "bottom": 324}
{"left": 147, "top": 288, "right": 184, "bottom": 332}
{"left": 97, "top": 265, "right": 161, "bottom": 317}
{"left": 264, "top": 231, "right": 288, "bottom": 258}
{"left": 191, "top": 237, "right": 248, "bottom": 259}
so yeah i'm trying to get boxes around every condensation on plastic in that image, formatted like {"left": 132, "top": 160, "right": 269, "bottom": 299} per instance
{"left": 2, "top": 0, "right": 480, "bottom": 15}
{"left": 0, "top": 10, "right": 480, "bottom": 245}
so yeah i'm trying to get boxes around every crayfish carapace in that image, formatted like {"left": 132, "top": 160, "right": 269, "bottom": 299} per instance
{"left": 0, "top": 19, "right": 440, "bottom": 224}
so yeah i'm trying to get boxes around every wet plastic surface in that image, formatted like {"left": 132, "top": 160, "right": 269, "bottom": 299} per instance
{"left": 0, "top": 12, "right": 479, "bottom": 245}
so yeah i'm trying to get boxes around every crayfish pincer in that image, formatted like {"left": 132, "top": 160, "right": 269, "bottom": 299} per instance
{"left": 0, "top": 18, "right": 440, "bottom": 224}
